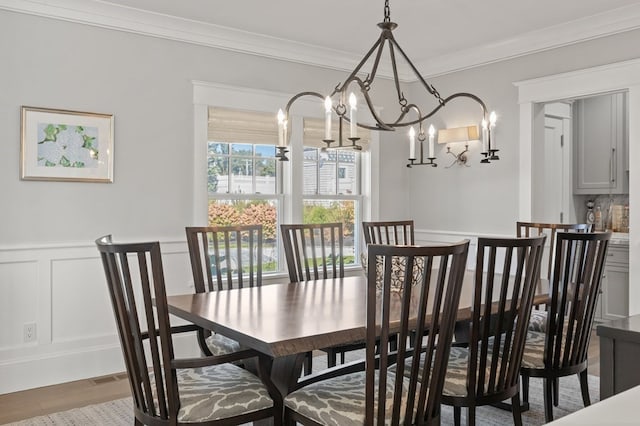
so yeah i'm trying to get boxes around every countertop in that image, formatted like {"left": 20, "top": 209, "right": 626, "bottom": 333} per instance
{"left": 609, "top": 232, "right": 629, "bottom": 246}
{"left": 548, "top": 384, "right": 640, "bottom": 425}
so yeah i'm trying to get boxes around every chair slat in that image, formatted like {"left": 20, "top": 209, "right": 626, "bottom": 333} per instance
{"left": 185, "top": 225, "right": 263, "bottom": 357}
{"left": 281, "top": 223, "right": 344, "bottom": 282}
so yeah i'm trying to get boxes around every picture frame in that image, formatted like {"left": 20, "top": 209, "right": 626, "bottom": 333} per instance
{"left": 20, "top": 106, "right": 114, "bottom": 182}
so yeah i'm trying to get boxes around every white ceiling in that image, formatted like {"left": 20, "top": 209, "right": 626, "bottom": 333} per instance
{"left": 4, "top": 0, "right": 640, "bottom": 78}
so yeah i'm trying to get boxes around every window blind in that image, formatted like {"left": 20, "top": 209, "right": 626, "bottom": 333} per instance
{"left": 303, "top": 117, "right": 370, "bottom": 151}
{"left": 208, "top": 107, "right": 278, "bottom": 145}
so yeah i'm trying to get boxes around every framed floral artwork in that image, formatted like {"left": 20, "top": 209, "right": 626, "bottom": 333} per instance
{"left": 20, "top": 106, "right": 114, "bottom": 182}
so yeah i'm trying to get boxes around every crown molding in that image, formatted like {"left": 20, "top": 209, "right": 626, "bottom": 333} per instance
{"left": 416, "top": 4, "right": 640, "bottom": 77}
{"left": 0, "top": 0, "right": 396, "bottom": 76}
{"left": 2, "top": 0, "right": 640, "bottom": 81}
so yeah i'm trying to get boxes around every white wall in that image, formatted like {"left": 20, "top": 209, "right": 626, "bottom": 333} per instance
{"left": 0, "top": 10, "right": 401, "bottom": 394}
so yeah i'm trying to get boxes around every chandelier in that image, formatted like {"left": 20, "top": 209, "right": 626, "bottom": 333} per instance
{"left": 275, "top": 0, "right": 498, "bottom": 166}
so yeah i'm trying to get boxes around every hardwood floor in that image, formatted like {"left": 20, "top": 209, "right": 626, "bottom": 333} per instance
{"left": 0, "top": 334, "right": 602, "bottom": 424}
{"left": 0, "top": 372, "right": 131, "bottom": 424}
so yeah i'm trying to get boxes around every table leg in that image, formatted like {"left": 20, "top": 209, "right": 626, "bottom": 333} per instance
{"left": 254, "top": 352, "right": 307, "bottom": 426}
{"left": 271, "top": 353, "right": 307, "bottom": 396}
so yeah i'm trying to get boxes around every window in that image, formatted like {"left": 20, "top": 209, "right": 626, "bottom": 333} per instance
{"left": 198, "top": 83, "right": 376, "bottom": 277}
{"left": 208, "top": 142, "right": 277, "bottom": 194}
{"left": 207, "top": 108, "right": 281, "bottom": 273}
{"left": 302, "top": 118, "right": 368, "bottom": 266}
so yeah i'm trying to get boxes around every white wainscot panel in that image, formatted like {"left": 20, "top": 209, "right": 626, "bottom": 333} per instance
{"left": 162, "top": 250, "right": 195, "bottom": 296}
{"left": 51, "top": 257, "right": 116, "bottom": 342}
{"left": 0, "top": 261, "right": 39, "bottom": 348}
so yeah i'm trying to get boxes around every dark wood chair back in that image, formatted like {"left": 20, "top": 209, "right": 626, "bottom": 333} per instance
{"left": 186, "top": 225, "right": 263, "bottom": 292}
{"left": 367, "top": 241, "right": 469, "bottom": 425}
{"left": 445, "top": 236, "right": 546, "bottom": 414}
{"left": 544, "top": 231, "right": 610, "bottom": 372}
{"left": 96, "top": 235, "right": 180, "bottom": 424}
{"left": 281, "top": 223, "right": 344, "bottom": 282}
{"left": 516, "top": 222, "right": 592, "bottom": 282}
{"left": 362, "top": 220, "right": 415, "bottom": 245}
{"left": 97, "top": 235, "right": 280, "bottom": 425}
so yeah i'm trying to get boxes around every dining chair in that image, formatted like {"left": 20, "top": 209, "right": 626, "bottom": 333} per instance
{"left": 185, "top": 225, "right": 263, "bottom": 360}
{"left": 362, "top": 220, "right": 416, "bottom": 351}
{"left": 281, "top": 222, "right": 344, "bottom": 283}
{"left": 520, "top": 231, "right": 610, "bottom": 422}
{"left": 95, "top": 235, "right": 282, "bottom": 426}
{"left": 516, "top": 222, "right": 592, "bottom": 285}
{"left": 283, "top": 241, "right": 470, "bottom": 426}
{"left": 439, "top": 235, "right": 546, "bottom": 426}
{"left": 280, "top": 222, "right": 346, "bottom": 374}
{"left": 516, "top": 221, "right": 592, "bottom": 332}
{"left": 362, "top": 220, "right": 415, "bottom": 245}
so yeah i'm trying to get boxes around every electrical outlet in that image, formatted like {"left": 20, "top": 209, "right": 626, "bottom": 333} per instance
{"left": 24, "top": 323, "right": 37, "bottom": 343}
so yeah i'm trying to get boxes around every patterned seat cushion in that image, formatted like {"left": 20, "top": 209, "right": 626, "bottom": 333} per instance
{"left": 528, "top": 310, "right": 548, "bottom": 332}
{"left": 397, "top": 347, "right": 498, "bottom": 398}
{"left": 361, "top": 252, "right": 426, "bottom": 293}
{"left": 284, "top": 371, "right": 411, "bottom": 425}
{"left": 520, "top": 330, "right": 549, "bottom": 369}
{"left": 205, "top": 333, "right": 242, "bottom": 356}
{"left": 152, "top": 363, "right": 273, "bottom": 422}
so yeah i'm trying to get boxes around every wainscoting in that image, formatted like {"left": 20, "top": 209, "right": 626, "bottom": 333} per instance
{"left": 0, "top": 239, "right": 199, "bottom": 394}
{"left": 0, "top": 229, "right": 503, "bottom": 395}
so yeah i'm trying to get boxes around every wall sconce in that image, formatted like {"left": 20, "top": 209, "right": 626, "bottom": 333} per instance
{"left": 437, "top": 125, "right": 479, "bottom": 168}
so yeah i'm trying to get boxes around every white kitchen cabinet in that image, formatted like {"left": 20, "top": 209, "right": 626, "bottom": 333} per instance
{"left": 598, "top": 244, "right": 629, "bottom": 321}
{"left": 573, "top": 92, "right": 628, "bottom": 195}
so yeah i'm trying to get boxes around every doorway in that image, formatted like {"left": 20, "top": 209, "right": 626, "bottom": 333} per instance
{"left": 515, "top": 58, "right": 640, "bottom": 315}
{"left": 533, "top": 102, "right": 573, "bottom": 224}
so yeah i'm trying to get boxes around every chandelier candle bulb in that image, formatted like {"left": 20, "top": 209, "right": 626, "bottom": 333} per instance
{"left": 481, "top": 119, "right": 488, "bottom": 153}
{"left": 409, "top": 126, "right": 416, "bottom": 160}
{"left": 428, "top": 125, "right": 435, "bottom": 158}
{"left": 277, "top": 109, "right": 286, "bottom": 147}
{"left": 349, "top": 93, "right": 358, "bottom": 138}
{"left": 324, "top": 96, "right": 332, "bottom": 140}
{"left": 489, "top": 111, "right": 497, "bottom": 150}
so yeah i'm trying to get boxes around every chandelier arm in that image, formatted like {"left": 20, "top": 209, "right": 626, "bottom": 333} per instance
{"left": 387, "top": 35, "right": 440, "bottom": 100}
{"left": 337, "top": 75, "right": 395, "bottom": 131}
{"left": 365, "top": 35, "right": 387, "bottom": 85}
{"left": 389, "top": 104, "right": 422, "bottom": 127}
{"left": 391, "top": 92, "right": 490, "bottom": 128}
{"left": 336, "top": 37, "right": 384, "bottom": 94}
{"left": 387, "top": 40, "right": 407, "bottom": 109}
{"left": 284, "top": 91, "right": 325, "bottom": 116}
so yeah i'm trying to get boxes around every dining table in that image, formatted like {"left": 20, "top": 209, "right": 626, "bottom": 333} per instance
{"left": 165, "top": 271, "right": 550, "bottom": 398}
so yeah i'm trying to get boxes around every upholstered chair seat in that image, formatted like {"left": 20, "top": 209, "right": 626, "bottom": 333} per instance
{"left": 151, "top": 363, "right": 274, "bottom": 423}
{"left": 528, "top": 310, "right": 548, "bottom": 332}
{"left": 284, "top": 370, "right": 410, "bottom": 426}
{"left": 521, "top": 330, "right": 571, "bottom": 369}
{"left": 205, "top": 333, "right": 242, "bottom": 357}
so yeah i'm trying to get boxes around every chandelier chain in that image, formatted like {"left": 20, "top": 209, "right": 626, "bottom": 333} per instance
{"left": 383, "top": 0, "right": 391, "bottom": 23}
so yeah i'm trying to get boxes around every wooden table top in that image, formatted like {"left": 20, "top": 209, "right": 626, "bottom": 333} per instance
{"left": 166, "top": 273, "right": 549, "bottom": 358}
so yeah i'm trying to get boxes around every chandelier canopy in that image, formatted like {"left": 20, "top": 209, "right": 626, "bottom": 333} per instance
{"left": 276, "top": 0, "right": 498, "bottom": 166}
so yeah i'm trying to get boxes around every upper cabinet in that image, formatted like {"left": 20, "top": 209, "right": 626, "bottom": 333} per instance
{"left": 573, "top": 92, "right": 628, "bottom": 195}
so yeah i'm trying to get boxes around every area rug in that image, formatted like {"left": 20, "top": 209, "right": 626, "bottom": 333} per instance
{"left": 7, "top": 374, "right": 598, "bottom": 425}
